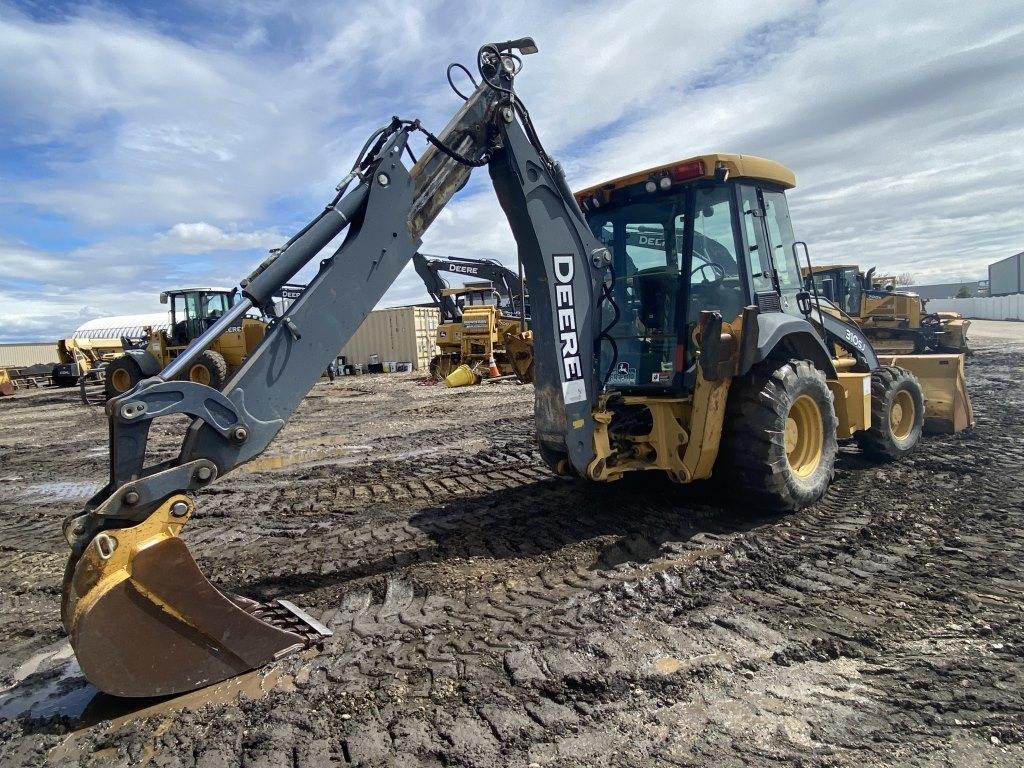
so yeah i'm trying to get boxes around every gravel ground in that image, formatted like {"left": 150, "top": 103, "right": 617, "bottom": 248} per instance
{"left": 0, "top": 326, "right": 1021, "bottom": 767}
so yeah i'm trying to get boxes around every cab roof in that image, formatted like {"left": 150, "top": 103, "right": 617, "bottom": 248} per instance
{"left": 804, "top": 264, "right": 860, "bottom": 275}
{"left": 574, "top": 153, "right": 796, "bottom": 202}
{"left": 164, "top": 287, "right": 233, "bottom": 294}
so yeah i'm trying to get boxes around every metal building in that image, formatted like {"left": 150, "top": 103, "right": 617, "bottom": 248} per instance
{"left": 989, "top": 252, "right": 1023, "bottom": 297}
{"left": 0, "top": 343, "right": 59, "bottom": 368}
{"left": 340, "top": 306, "right": 439, "bottom": 371}
{"left": 904, "top": 281, "right": 983, "bottom": 300}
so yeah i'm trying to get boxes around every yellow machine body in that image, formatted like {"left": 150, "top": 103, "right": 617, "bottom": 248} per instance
{"left": 430, "top": 286, "right": 530, "bottom": 382}
{"left": 147, "top": 317, "right": 267, "bottom": 370}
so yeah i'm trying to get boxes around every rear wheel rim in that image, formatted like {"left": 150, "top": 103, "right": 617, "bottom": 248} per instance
{"left": 785, "top": 394, "right": 824, "bottom": 478}
{"left": 110, "top": 368, "right": 133, "bottom": 393}
{"left": 890, "top": 389, "right": 915, "bottom": 441}
{"left": 189, "top": 364, "right": 211, "bottom": 386}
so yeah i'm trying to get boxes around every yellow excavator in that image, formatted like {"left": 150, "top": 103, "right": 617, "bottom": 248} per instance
{"left": 804, "top": 264, "right": 970, "bottom": 354}
{"left": 412, "top": 252, "right": 533, "bottom": 382}
{"left": 61, "top": 39, "right": 973, "bottom": 699}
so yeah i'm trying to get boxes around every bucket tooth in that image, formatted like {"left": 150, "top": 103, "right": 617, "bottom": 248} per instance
{"left": 63, "top": 495, "right": 327, "bottom": 698}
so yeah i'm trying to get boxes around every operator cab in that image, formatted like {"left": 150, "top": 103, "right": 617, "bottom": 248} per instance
{"left": 438, "top": 285, "right": 501, "bottom": 323}
{"left": 577, "top": 153, "right": 805, "bottom": 394}
{"left": 159, "top": 288, "right": 240, "bottom": 345}
{"left": 804, "top": 265, "right": 862, "bottom": 317}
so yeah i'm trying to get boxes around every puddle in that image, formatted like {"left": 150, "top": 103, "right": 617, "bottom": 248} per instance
{"left": 391, "top": 437, "right": 487, "bottom": 461}
{"left": 0, "top": 643, "right": 95, "bottom": 722}
{"left": 46, "top": 666, "right": 297, "bottom": 764}
{"left": 1, "top": 641, "right": 298, "bottom": 727}
{"left": 9, "top": 481, "right": 103, "bottom": 503}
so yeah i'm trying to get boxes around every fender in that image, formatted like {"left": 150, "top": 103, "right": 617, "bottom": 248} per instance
{"left": 751, "top": 313, "right": 837, "bottom": 378}
{"left": 122, "top": 348, "right": 162, "bottom": 377}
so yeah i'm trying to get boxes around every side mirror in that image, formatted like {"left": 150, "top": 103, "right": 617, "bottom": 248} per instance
{"left": 159, "top": 292, "right": 168, "bottom": 305}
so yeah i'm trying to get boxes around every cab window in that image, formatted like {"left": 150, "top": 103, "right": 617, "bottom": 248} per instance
{"left": 761, "top": 190, "right": 801, "bottom": 292}
{"left": 690, "top": 186, "right": 744, "bottom": 325}
{"left": 739, "top": 186, "right": 773, "bottom": 294}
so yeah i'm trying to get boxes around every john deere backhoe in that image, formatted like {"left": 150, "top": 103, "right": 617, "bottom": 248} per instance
{"left": 62, "top": 39, "right": 973, "bottom": 699}
{"left": 412, "top": 252, "right": 533, "bottom": 381}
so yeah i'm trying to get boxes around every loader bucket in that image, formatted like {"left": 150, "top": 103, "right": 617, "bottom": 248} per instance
{"left": 880, "top": 354, "right": 974, "bottom": 434}
{"left": 938, "top": 316, "right": 971, "bottom": 354}
{"left": 63, "top": 496, "right": 330, "bottom": 698}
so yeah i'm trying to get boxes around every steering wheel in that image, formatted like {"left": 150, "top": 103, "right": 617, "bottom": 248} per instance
{"left": 691, "top": 259, "right": 726, "bottom": 284}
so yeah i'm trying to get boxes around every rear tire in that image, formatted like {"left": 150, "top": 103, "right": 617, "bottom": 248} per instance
{"left": 719, "top": 359, "right": 838, "bottom": 512}
{"left": 104, "top": 356, "right": 142, "bottom": 399}
{"left": 184, "top": 350, "right": 228, "bottom": 390}
{"left": 854, "top": 365, "right": 924, "bottom": 460}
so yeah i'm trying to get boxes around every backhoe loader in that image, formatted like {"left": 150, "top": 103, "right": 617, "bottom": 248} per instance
{"left": 412, "top": 252, "right": 533, "bottom": 381}
{"left": 61, "top": 38, "right": 973, "bottom": 699}
{"left": 804, "top": 264, "right": 971, "bottom": 354}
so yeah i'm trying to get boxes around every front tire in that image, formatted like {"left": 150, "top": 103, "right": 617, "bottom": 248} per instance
{"left": 720, "top": 359, "right": 839, "bottom": 512}
{"left": 854, "top": 365, "right": 924, "bottom": 460}
{"left": 184, "top": 349, "right": 228, "bottom": 390}
{"left": 104, "top": 356, "right": 143, "bottom": 399}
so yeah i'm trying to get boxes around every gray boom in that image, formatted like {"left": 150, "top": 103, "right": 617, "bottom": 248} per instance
{"left": 64, "top": 39, "right": 609, "bottom": 555}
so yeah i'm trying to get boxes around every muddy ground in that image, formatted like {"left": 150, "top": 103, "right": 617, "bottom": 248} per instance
{"left": 0, "top": 327, "right": 1021, "bottom": 767}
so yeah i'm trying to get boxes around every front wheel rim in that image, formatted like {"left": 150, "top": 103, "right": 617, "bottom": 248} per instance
{"left": 110, "top": 368, "right": 132, "bottom": 393}
{"left": 188, "top": 364, "right": 211, "bottom": 386}
{"left": 890, "top": 389, "right": 915, "bottom": 441}
{"left": 785, "top": 394, "right": 824, "bottom": 478}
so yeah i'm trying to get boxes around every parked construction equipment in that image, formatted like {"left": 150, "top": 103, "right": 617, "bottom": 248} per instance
{"left": 52, "top": 312, "right": 169, "bottom": 389}
{"left": 61, "top": 39, "right": 973, "bottom": 699}
{"left": 0, "top": 368, "right": 13, "bottom": 396}
{"left": 805, "top": 265, "right": 971, "bottom": 354}
{"left": 413, "top": 252, "right": 533, "bottom": 382}
{"left": 99, "top": 288, "right": 267, "bottom": 399}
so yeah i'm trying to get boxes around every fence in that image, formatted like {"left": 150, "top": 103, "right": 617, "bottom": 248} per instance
{"left": 928, "top": 294, "right": 1024, "bottom": 321}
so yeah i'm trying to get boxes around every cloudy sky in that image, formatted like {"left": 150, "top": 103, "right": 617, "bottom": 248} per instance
{"left": 1, "top": 0, "right": 1021, "bottom": 342}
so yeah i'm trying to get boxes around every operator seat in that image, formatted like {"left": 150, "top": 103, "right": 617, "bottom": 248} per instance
{"left": 689, "top": 233, "right": 744, "bottom": 323}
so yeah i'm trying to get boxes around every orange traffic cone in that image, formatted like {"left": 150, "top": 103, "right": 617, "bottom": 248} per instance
{"left": 487, "top": 354, "right": 501, "bottom": 379}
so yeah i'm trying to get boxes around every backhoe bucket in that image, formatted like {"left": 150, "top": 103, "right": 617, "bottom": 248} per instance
{"left": 880, "top": 354, "right": 974, "bottom": 434}
{"left": 63, "top": 496, "right": 330, "bottom": 698}
{"left": 504, "top": 330, "right": 534, "bottom": 384}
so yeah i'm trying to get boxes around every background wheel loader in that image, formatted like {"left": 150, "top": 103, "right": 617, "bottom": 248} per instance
{"left": 804, "top": 264, "right": 971, "bottom": 354}
{"left": 101, "top": 287, "right": 267, "bottom": 400}
{"left": 60, "top": 38, "right": 973, "bottom": 700}
{"left": 412, "top": 252, "right": 534, "bottom": 382}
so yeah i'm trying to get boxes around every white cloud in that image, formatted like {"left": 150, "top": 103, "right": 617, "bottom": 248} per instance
{"left": 1, "top": 0, "right": 1022, "bottom": 342}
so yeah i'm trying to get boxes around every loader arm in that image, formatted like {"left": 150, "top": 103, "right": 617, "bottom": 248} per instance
{"left": 62, "top": 38, "right": 610, "bottom": 698}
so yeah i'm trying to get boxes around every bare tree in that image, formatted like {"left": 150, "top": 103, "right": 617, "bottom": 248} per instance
{"left": 895, "top": 272, "right": 915, "bottom": 286}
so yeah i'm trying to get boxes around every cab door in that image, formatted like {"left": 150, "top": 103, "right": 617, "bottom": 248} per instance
{"left": 757, "top": 187, "right": 805, "bottom": 319}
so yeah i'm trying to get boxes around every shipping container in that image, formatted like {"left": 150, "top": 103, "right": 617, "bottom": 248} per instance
{"left": 988, "top": 252, "right": 1023, "bottom": 297}
{"left": 0, "top": 343, "right": 59, "bottom": 368}
{"left": 339, "top": 306, "right": 439, "bottom": 371}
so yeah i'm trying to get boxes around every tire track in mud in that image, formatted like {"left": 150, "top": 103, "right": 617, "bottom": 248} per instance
{"left": 1, "top": 351, "right": 1022, "bottom": 766}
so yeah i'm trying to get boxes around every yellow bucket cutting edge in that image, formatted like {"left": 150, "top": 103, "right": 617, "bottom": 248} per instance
{"left": 880, "top": 354, "right": 974, "bottom": 434}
